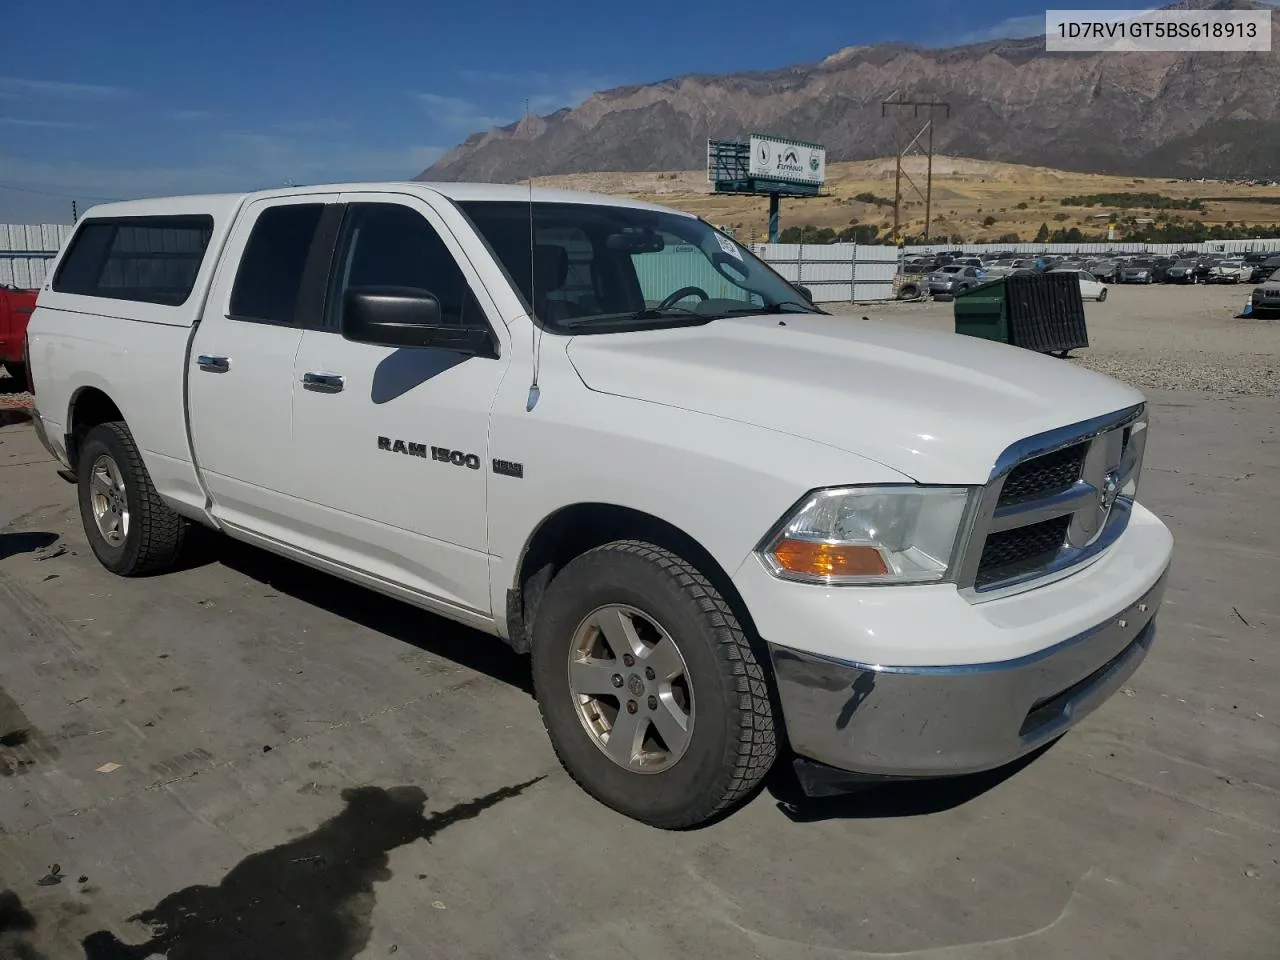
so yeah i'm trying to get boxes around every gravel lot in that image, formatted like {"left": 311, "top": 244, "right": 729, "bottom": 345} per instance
{"left": 0, "top": 288, "right": 1276, "bottom": 958}
{"left": 829, "top": 282, "right": 1278, "bottom": 397}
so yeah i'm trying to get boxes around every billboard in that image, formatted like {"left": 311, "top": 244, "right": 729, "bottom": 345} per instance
{"left": 748, "top": 135, "right": 825, "bottom": 186}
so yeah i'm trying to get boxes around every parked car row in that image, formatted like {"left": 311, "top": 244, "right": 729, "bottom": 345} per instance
{"left": 903, "top": 250, "right": 1280, "bottom": 300}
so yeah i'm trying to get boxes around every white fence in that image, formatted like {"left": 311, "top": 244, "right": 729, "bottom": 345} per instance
{"left": 902, "top": 238, "right": 1280, "bottom": 256}
{"left": 754, "top": 237, "right": 1280, "bottom": 303}
{"left": 0, "top": 223, "right": 71, "bottom": 288}
{"left": 751, "top": 243, "right": 901, "bottom": 303}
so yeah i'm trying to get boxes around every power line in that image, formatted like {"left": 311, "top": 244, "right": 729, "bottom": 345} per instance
{"left": 0, "top": 181, "right": 121, "bottom": 202}
{"left": 881, "top": 95, "right": 950, "bottom": 243}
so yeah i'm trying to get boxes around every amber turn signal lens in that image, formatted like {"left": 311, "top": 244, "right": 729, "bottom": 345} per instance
{"left": 770, "top": 539, "right": 889, "bottom": 579}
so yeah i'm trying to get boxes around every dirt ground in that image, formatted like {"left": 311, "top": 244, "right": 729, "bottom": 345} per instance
{"left": 830, "top": 281, "right": 1278, "bottom": 397}
{"left": 0, "top": 287, "right": 1277, "bottom": 958}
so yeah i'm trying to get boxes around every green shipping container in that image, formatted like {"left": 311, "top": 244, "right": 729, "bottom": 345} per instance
{"left": 953, "top": 281, "right": 1011, "bottom": 343}
{"left": 953, "top": 273, "right": 1089, "bottom": 355}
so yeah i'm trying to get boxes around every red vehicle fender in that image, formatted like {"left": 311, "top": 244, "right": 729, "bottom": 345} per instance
{"left": 0, "top": 285, "right": 38, "bottom": 366}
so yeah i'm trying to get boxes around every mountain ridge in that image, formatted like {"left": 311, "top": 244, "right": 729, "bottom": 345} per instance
{"left": 419, "top": 3, "right": 1280, "bottom": 182}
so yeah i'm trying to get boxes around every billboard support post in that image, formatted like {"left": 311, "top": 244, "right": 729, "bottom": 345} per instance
{"left": 768, "top": 193, "right": 780, "bottom": 243}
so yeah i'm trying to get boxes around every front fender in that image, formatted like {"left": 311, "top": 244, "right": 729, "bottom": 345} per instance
{"left": 485, "top": 350, "right": 909, "bottom": 621}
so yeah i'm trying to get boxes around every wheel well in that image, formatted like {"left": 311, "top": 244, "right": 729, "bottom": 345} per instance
{"left": 507, "top": 503, "right": 758, "bottom": 656}
{"left": 67, "top": 387, "right": 123, "bottom": 471}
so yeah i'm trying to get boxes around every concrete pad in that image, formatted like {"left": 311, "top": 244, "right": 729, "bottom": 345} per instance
{"left": 0, "top": 369, "right": 1276, "bottom": 958}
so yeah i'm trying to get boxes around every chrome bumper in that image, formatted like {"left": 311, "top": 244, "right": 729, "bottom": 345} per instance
{"left": 767, "top": 569, "right": 1166, "bottom": 777}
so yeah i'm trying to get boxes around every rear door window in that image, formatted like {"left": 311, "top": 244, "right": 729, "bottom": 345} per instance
{"left": 53, "top": 216, "right": 214, "bottom": 305}
{"left": 229, "top": 204, "right": 326, "bottom": 325}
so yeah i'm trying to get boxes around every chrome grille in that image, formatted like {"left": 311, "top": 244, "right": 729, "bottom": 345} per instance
{"left": 998, "top": 443, "right": 1088, "bottom": 506}
{"left": 958, "top": 404, "right": 1148, "bottom": 600}
{"left": 975, "top": 515, "right": 1071, "bottom": 588}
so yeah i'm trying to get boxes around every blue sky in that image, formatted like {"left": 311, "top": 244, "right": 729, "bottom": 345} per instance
{"left": 0, "top": 1, "right": 1232, "bottom": 221}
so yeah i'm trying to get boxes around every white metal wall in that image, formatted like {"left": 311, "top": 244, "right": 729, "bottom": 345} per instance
{"left": 4, "top": 222, "right": 1279, "bottom": 303}
{"left": 0, "top": 223, "right": 71, "bottom": 288}
{"left": 903, "top": 239, "right": 1280, "bottom": 256}
{"left": 751, "top": 243, "right": 901, "bottom": 303}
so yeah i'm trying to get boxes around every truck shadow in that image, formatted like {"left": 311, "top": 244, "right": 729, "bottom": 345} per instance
{"left": 0, "top": 408, "right": 33, "bottom": 426}
{"left": 764, "top": 741, "right": 1057, "bottom": 824}
{"left": 174, "top": 529, "right": 1052, "bottom": 826}
{"left": 187, "top": 529, "right": 534, "bottom": 696}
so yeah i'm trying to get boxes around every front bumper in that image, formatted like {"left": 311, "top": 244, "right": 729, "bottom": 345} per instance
{"left": 767, "top": 571, "right": 1164, "bottom": 777}
{"left": 738, "top": 500, "right": 1173, "bottom": 779}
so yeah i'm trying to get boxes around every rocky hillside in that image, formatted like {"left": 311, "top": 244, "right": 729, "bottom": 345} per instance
{"left": 420, "top": 2, "right": 1279, "bottom": 182}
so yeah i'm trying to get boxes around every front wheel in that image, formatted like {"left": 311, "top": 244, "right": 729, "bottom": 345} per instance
{"left": 1098, "top": 287, "right": 1108, "bottom": 302}
{"left": 531, "top": 540, "right": 776, "bottom": 828}
{"left": 77, "top": 422, "right": 187, "bottom": 576}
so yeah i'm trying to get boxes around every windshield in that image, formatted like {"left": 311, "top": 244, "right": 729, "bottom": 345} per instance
{"left": 457, "top": 200, "right": 821, "bottom": 333}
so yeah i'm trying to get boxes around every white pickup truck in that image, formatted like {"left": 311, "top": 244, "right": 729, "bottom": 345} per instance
{"left": 26, "top": 183, "right": 1172, "bottom": 828}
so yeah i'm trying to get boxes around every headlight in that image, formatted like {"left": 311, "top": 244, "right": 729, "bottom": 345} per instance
{"left": 758, "top": 486, "right": 976, "bottom": 585}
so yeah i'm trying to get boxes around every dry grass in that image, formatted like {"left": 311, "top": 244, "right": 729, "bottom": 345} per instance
{"left": 530, "top": 156, "right": 1280, "bottom": 243}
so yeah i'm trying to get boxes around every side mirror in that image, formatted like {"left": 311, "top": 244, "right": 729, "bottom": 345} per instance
{"left": 793, "top": 283, "right": 814, "bottom": 303}
{"left": 342, "top": 286, "right": 492, "bottom": 355}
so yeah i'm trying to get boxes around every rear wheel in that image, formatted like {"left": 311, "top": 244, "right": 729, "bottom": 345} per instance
{"left": 77, "top": 422, "right": 187, "bottom": 576}
{"left": 531, "top": 540, "right": 776, "bottom": 828}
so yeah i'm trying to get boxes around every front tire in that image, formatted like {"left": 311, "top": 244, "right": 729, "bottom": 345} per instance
{"left": 1098, "top": 287, "right": 1108, "bottom": 302}
{"left": 77, "top": 422, "right": 187, "bottom": 576}
{"left": 531, "top": 540, "right": 776, "bottom": 828}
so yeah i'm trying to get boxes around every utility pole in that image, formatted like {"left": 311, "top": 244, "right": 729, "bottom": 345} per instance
{"left": 881, "top": 94, "right": 950, "bottom": 243}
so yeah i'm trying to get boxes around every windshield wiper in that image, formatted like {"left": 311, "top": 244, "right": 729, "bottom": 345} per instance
{"left": 713, "top": 300, "right": 823, "bottom": 316}
{"left": 561, "top": 306, "right": 702, "bottom": 329}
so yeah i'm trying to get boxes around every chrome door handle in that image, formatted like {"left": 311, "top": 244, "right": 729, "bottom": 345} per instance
{"left": 302, "top": 371, "right": 344, "bottom": 393}
{"left": 197, "top": 355, "right": 230, "bottom": 372}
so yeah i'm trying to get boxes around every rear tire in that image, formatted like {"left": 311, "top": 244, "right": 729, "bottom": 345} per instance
{"left": 531, "top": 540, "right": 776, "bottom": 828}
{"left": 0, "top": 362, "right": 25, "bottom": 393}
{"left": 77, "top": 421, "right": 187, "bottom": 576}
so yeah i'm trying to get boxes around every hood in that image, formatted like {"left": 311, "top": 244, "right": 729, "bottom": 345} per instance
{"left": 566, "top": 314, "right": 1143, "bottom": 483}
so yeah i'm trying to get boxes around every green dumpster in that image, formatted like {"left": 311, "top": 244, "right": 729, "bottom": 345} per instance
{"left": 954, "top": 272, "right": 1089, "bottom": 355}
